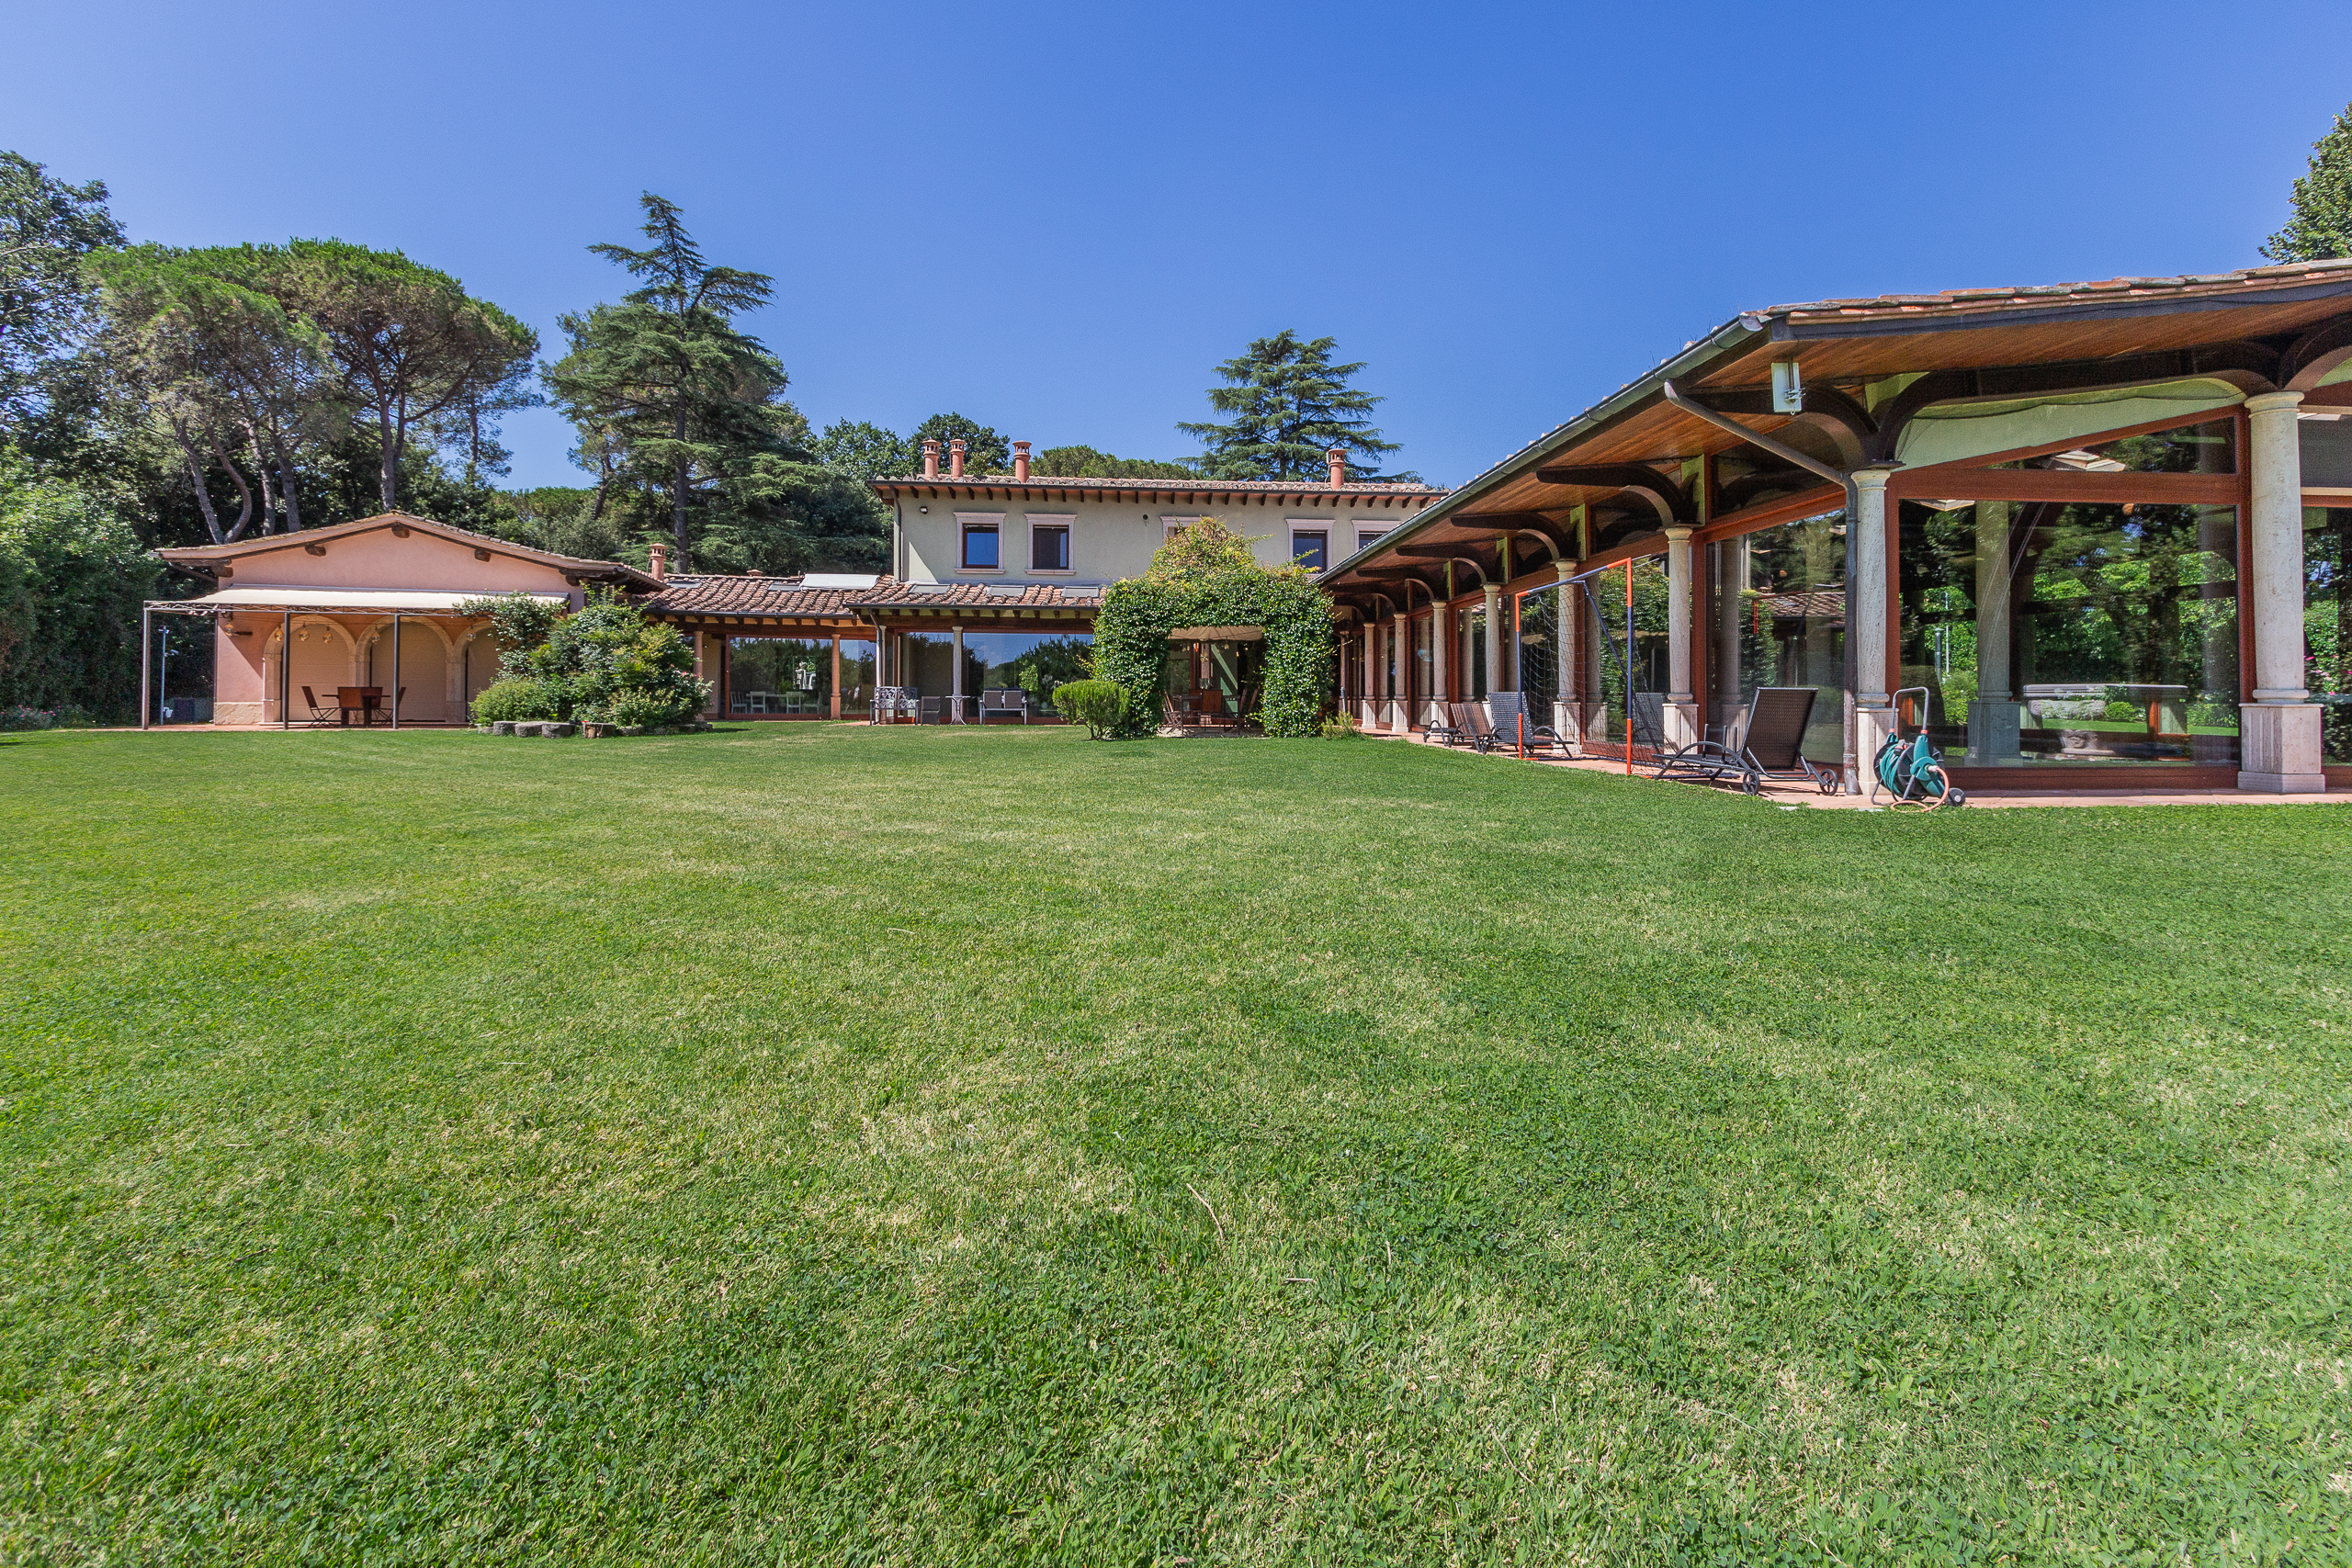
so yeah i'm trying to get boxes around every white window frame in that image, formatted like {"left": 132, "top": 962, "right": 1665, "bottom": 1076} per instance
{"left": 1356, "top": 526, "right": 1389, "bottom": 553}
{"left": 1285, "top": 521, "right": 1331, "bottom": 571}
{"left": 1161, "top": 513, "right": 1202, "bottom": 541}
{"left": 956, "top": 511, "right": 1005, "bottom": 574}
{"left": 1026, "top": 513, "right": 1075, "bottom": 574}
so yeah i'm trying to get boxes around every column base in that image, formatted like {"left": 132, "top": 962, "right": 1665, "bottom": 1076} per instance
{"left": 1856, "top": 705, "right": 1896, "bottom": 794}
{"left": 2238, "top": 703, "right": 2324, "bottom": 791}
{"left": 1663, "top": 701, "right": 1701, "bottom": 749}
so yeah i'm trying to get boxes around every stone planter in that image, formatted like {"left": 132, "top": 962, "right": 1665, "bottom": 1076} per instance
{"left": 490, "top": 721, "right": 515, "bottom": 736}
{"left": 542, "top": 721, "right": 577, "bottom": 738}
{"left": 513, "top": 721, "right": 543, "bottom": 737}
{"left": 617, "top": 725, "right": 646, "bottom": 738}
{"left": 583, "top": 722, "right": 618, "bottom": 739}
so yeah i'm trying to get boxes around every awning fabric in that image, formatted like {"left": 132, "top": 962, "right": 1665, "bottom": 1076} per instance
{"left": 145, "top": 588, "right": 568, "bottom": 614}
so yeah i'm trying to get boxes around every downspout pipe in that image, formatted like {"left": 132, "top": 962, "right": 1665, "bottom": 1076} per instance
{"left": 1661, "top": 380, "right": 1883, "bottom": 794}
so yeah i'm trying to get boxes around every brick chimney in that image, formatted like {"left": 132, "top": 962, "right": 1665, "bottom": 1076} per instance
{"left": 922, "top": 438, "right": 941, "bottom": 479}
{"left": 648, "top": 542, "right": 668, "bottom": 581}
{"left": 1327, "top": 447, "right": 1348, "bottom": 488}
{"left": 949, "top": 438, "right": 967, "bottom": 478}
{"left": 1012, "top": 441, "right": 1031, "bottom": 481}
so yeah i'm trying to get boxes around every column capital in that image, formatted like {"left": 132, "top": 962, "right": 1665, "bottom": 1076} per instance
{"left": 1660, "top": 524, "right": 1696, "bottom": 543}
{"left": 2245, "top": 389, "right": 2307, "bottom": 417}
{"left": 1555, "top": 559, "right": 1579, "bottom": 581}
{"left": 1850, "top": 467, "right": 1895, "bottom": 495}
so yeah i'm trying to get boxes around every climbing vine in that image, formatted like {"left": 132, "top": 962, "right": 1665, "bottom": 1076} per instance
{"left": 1088, "top": 520, "right": 1337, "bottom": 739}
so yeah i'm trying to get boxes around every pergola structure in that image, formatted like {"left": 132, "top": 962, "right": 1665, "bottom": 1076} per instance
{"left": 1320, "top": 258, "right": 2352, "bottom": 793}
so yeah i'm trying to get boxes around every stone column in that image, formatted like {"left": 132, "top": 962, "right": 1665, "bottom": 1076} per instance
{"left": 1555, "top": 560, "right": 1580, "bottom": 742}
{"left": 1361, "top": 621, "right": 1377, "bottom": 729}
{"left": 1430, "top": 600, "right": 1451, "bottom": 722}
{"left": 1850, "top": 468, "right": 1897, "bottom": 778}
{"left": 1715, "top": 536, "right": 1747, "bottom": 743}
{"left": 950, "top": 623, "right": 965, "bottom": 722}
{"left": 1968, "top": 502, "right": 2022, "bottom": 762}
{"left": 1391, "top": 608, "right": 1409, "bottom": 729}
{"left": 2242, "top": 389, "right": 2324, "bottom": 790}
{"left": 1662, "top": 525, "right": 1700, "bottom": 747}
{"left": 1481, "top": 583, "right": 1502, "bottom": 706}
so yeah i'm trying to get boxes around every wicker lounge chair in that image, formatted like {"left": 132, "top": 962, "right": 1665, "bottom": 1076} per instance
{"left": 1653, "top": 685, "right": 1838, "bottom": 794}
{"left": 1452, "top": 702, "right": 1503, "bottom": 753}
{"left": 1420, "top": 698, "right": 1464, "bottom": 746}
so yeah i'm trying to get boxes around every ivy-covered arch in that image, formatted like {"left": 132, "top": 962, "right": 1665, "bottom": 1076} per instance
{"left": 1088, "top": 520, "right": 1337, "bottom": 738}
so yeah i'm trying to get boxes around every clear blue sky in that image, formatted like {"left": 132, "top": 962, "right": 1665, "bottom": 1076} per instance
{"left": 9, "top": 1, "right": 2352, "bottom": 492}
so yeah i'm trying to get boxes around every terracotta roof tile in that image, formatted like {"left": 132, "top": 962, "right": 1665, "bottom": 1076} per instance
{"left": 869, "top": 475, "right": 1442, "bottom": 496}
{"left": 640, "top": 574, "right": 882, "bottom": 617}
{"left": 848, "top": 581, "right": 1105, "bottom": 610}
{"left": 1758, "top": 256, "right": 2352, "bottom": 323}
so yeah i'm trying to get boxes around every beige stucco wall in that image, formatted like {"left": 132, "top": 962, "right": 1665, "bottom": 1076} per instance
{"left": 893, "top": 492, "right": 1423, "bottom": 587}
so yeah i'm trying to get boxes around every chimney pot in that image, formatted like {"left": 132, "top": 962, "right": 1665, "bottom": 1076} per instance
{"left": 648, "top": 542, "right": 668, "bottom": 581}
{"left": 948, "top": 438, "right": 967, "bottom": 479}
{"left": 1013, "top": 440, "right": 1031, "bottom": 481}
{"left": 1327, "top": 448, "right": 1348, "bottom": 488}
{"left": 747, "top": 568, "right": 764, "bottom": 576}
{"left": 922, "top": 438, "right": 941, "bottom": 479}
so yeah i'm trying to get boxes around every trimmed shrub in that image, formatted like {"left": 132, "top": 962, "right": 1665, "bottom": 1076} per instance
{"left": 470, "top": 678, "right": 567, "bottom": 724}
{"left": 1051, "top": 680, "right": 1129, "bottom": 739}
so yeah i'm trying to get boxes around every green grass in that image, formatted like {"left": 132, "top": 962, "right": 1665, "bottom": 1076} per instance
{"left": 1, "top": 724, "right": 2346, "bottom": 1565}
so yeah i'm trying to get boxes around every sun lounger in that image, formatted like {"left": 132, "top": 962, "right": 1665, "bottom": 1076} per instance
{"left": 1654, "top": 685, "right": 1838, "bottom": 794}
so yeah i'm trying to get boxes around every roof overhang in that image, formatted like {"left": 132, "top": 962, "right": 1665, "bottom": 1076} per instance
{"left": 1317, "top": 259, "right": 2352, "bottom": 604}
{"left": 146, "top": 588, "right": 568, "bottom": 615}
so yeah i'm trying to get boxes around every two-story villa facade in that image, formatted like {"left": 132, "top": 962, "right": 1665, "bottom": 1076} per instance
{"left": 858, "top": 437, "right": 1442, "bottom": 716}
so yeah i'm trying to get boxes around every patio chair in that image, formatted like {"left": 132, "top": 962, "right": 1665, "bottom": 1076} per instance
{"left": 1420, "top": 698, "right": 1464, "bottom": 746}
{"left": 871, "top": 686, "right": 916, "bottom": 723}
{"left": 1653, "top": 685, "right": 1838, "bottom": 794}
{"left": 1453, "top": 702, "right": 1503, "bottom": 754}
{"left": 918, "top": 696, "right": 946, "bottom": 724}
{"left": 300, "top": 686, "right": 343, "bottom": 727}
{"left": 978, "top": 688, "right": 1029, "bottom": 724}
{"left": 1484, "top": 691, "right": 1573, "bottom": 758}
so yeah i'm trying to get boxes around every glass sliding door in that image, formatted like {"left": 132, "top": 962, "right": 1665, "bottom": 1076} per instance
{"left": 1708, "top": 511, "right": 1848, "bottom": 766}
{"left": 1896, "top": 501, "right": 2240, "bottom": 767}
{"left": 2304, "top": 508, "right": 2352, "bottom": 765}
{"left": 728, "top": 637, "right": 833, "bottom": 716}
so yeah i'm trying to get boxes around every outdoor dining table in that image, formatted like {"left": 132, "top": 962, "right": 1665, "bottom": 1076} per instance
{"left": 335, "top": 686, "right": 388, "bottom": 726}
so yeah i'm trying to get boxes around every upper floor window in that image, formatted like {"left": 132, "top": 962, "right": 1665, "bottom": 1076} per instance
{"left": 1032, "top": 522, "right": 1071, "bottom": 571}
{"left": 961, "top": 520, "right": 1000, "bottom": 570}
{"left": 1357, "top": 527, "right": 1388, "bottom": 552}
{"left": 1290, "top": 528, "right": 1329, "bottom": 570}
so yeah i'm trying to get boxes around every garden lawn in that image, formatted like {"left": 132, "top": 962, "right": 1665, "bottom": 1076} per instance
{"left": 0, "top": 723, "right": 2346, "bottom": 1566}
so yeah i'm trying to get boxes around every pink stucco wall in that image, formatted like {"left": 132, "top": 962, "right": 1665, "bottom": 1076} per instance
{"left": 202, "top": 525, "right": 578, "bottom": 724}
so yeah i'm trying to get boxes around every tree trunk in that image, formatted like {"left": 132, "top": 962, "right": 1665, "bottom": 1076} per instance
{"left": 673, "top": 409, "right": 690, "bottom": 565}
{"left": 249, "top": 424, "right": 279, "bottom": 534}
{"left": 271, "top": 429, "right": 302, "bottom": 532}
{"left": 168, "top": 415, "right": 224, "bottom": 543}
{"left": 210, "top": 427, "right": 255, "bottom": 540}
{"left": 379, "top": 402, "right": 400, "bottom": 511}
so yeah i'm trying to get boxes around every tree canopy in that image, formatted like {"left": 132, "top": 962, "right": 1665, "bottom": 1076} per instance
{"left": 909, "top": 412, "right": 1008, "bottom": 474}
{"left": 540, "top": 194, "right": 887, "bottom": 575}
{"left": 811, "top": 418, "right": 915, "bottom": 480}
{"left": 1035, "top": 444, "right": 1194, "bottom": 479}
{"left": 2265, "top": 101, "right": 2352, "bottom": 263}
{"left": 0, "top": 152, "right": 125, "bottom": 454}
{"left": 1177, "top": 331, "right": 1413, "bottom": 483}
